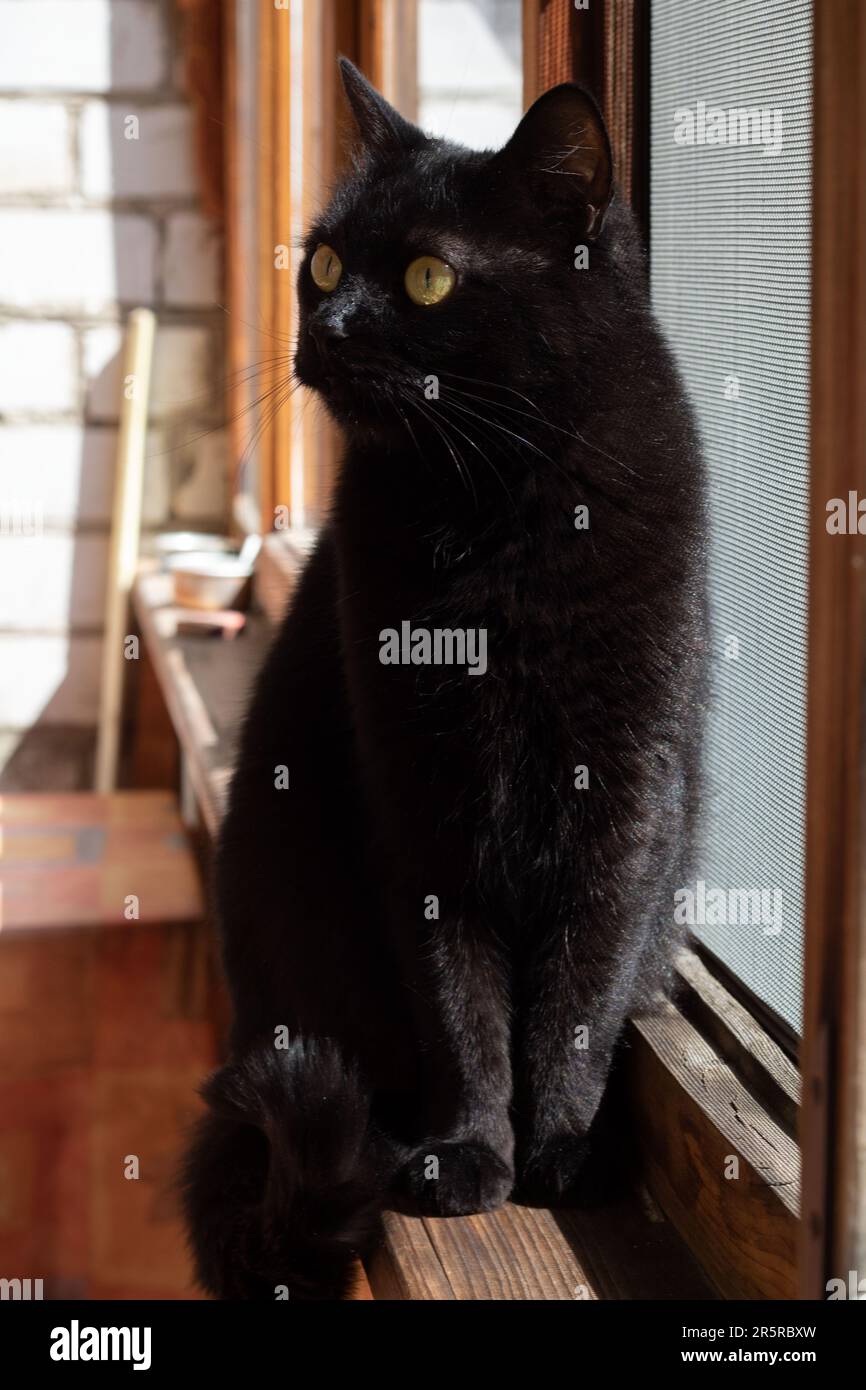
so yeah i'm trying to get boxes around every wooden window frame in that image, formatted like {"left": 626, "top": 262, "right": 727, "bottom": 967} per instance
{"left": 223, "top": 1, "right": 420, "bottom": 612}
{"left": 224, "top": 0, "right": 355, "bottom": 542}
{"left": 358, "top": 0, "right": 418, "bottom": 121}
{"left": 799, "top": 0, "right": 866, "bottom": 1301}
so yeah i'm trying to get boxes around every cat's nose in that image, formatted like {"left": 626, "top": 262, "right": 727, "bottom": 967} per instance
{"left": 310, "top": 317, "right": 349, "bottom": 347}
{"left": 309, "top": 312, "right": 351, "bottom": 354}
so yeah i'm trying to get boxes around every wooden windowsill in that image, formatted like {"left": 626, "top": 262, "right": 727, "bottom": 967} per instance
{"left": 132, "top": 569, "right": 273, "bottom": 837}
{"left": 370, "top": 1191, "right": 717, "bottom": 1301}
{"left": 627, "top": 952, "right": 800, "bottom": 1301}
{"left": 130, "top": 568, "right": 802, "bottom": 1300}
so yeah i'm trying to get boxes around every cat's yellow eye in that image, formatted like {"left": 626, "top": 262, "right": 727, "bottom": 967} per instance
{"left": 310, "top": 244, "right": 342, "bottom": 292}
{"left": 404, "top": 256, "right": 456, "bottom": 307}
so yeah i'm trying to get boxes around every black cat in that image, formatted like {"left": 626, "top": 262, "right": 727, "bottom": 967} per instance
{"left": 183, "top": 60, "right": 707, "bottom": 1300}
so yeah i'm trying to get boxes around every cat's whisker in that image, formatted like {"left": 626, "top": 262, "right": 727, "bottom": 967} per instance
{"left": 439, "top": 371, "right": 644, "bottom": 480}
{"left": 406, "top": 396, "right": 477, "bottom": 505}
{"left": 426, "top": 412, "right": 478, "bottom": 508}
{"left": 442, "top": 393, "right": 613, "bottom": 514}
{"left": 392, "top": 397, "right": 424, "bottom": 462}
{"left": 431, "top": 399, "right": 520, "bottom": 513}
{"left": 439, "top": 394, "right": 558, "bottom": 473}
{"left": 220, "top": 356, "right": 295, "bottom": 392}
{"left": 233, "top": 373, "right": 301, "bottom": 427}
{"left": 231, "top": 375, "right": 304, "bottom": 478}
{"left": 445, "top": 379, "right": 643, "bottom": 483}
{"left": 444, "top": 383, "right": 565, "bottom": 437}
{"left": 436, "top": 369, "right": 548, "bottom": 417}
{"left": 425, "top": 401, "right": 511, "bottom": 512}
{"left": 147, "top": 373, "right": 302, "bottom": 463}
{"left": 215, "top": 302, "right": 294, "bottom": 349}
{"left": 443, "top": 377, "right": 584, "bottom": 450}
{"left": 147, "top": 355, "right": 295, "bottom": 415}
{"left": 442, "top": 391, "right": 579, "bottom": 491}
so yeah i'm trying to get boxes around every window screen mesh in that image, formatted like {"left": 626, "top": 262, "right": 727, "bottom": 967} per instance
{"left": 649, "top": 0, "right": 812, "bottom": 1033}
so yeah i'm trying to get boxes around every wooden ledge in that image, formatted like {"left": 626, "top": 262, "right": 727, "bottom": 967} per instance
{"left": 367, "top": 1193, "right": 718, "bottom": 1301}
{"left": 132, "top": 570, "right": 273, "bottom": 838}
{"left": 627, "top": 953, "right": 800, "bottom": 1301}
{"left": 0, "top": 790, "right": 203, "bottom": 932}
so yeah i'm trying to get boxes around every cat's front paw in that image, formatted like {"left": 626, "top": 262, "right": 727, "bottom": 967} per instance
{"left": 517, "top": 1134, "right": 608, "bottom": 1207}
{"left": 398, "top": 1140, "right": 514, "bottom": 1216}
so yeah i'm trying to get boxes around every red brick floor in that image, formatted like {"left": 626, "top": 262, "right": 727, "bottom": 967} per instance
{"left": 0, "top": 922, "right": 219, "bottom": 1299}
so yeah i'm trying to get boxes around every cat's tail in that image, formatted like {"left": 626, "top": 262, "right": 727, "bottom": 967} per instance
{"left": 181, "top": 1038, "right": 393, "bottom": 1300}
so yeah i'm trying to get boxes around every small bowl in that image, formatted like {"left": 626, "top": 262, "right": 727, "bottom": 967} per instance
{"left": 151, "top": 531, "right": 235, "bottom": 563}
{"left": 167, "top": 552, "right": 253, "bottom": 611}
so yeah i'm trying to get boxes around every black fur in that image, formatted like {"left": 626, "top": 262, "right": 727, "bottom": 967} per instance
{"left": 183, "top": 61, "right": 707, "bottom": 1299}
{"left": 182, "top": 1040, "right": 389, "bottom": 1300}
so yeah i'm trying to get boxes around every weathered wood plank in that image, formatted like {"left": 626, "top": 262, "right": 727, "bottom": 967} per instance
{"left": 558, "top": 1194, "right": 719, "bottom": 1301}
{"left": 628, "top": 1000, "right": 799, "bottom": 1300}
{"left": 675, "top": 948, "right": 801, "bottom": 1135}
{"left": 133, "top": 572, "right": 272, "bottom": 838}
{"left": 369, "top": 1188, "right": 720, "bottom": 1302}
{"left": 421, "top": 1203, "right": 593, "bottom": 1301}
{"left": 369, "top": 1212, "right": 455, "bottom": 1300}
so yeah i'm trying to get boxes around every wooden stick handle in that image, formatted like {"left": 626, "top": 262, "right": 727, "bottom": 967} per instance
{"left": 94, "top": 308, "right": 156, "bottom": 793}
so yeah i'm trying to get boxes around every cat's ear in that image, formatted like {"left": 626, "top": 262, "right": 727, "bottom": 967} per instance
{"left": 492, "top": 84, "right": 613, "bottom": 238}
{"left": 339, "top": 57, "right": 423, "bottom": 159}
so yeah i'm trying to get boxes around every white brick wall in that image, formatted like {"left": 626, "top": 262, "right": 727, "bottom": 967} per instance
{"left": 0, "top": 322, "right": 77, "bottom": 412}
{"left": 0, "top": 425, "right": 114, "bottom": 524}
{"left": 81, "top": 102, "right": 197, "bottom": 199}
{"left": 0, "top": 101, "right": 73, "bottom": 195}
{"left": 0, "top": 424, "right": 170, "bottom": 527}
{"left": 0, "top": 209, "right": 157, "bottom": 312}
{"left": 163, "top": 213, "right": 221, "bottom": 307}
{"left": 0, "top": 635, "right": 103, "bottom": 726}
{"left": 0, "top": 1, "right": 165, "bottom": 94}
{"left": 83, "top": 322, "right": 214, "bottom": 421}
{"left": 0, "top": 0, "right": 225, "bottom": 757}
{"left": 0, "top": 534, "right": 109, "bottom": 630}
{"left": 169, "top": 427, "right": 228, "bottom": 522}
